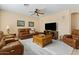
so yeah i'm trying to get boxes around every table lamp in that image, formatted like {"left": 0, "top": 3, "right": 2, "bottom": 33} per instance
{"left": 6, "top": 25, "right": 10, "bottom": 35}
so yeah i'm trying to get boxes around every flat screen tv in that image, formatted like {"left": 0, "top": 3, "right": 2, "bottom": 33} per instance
{"left": 45, "top": 23, "right": 56, "bottom": 31}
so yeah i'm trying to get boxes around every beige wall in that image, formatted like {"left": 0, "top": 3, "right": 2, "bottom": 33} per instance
{"left": 0, "top": 10, "right": 38, "bottom": 35}
{"left": 0, "top": 9, "right": 75, "bottom": 38}
{"left": 38, "top": 9, "right": 71, "bottom": 38}
{"left": 0, "top": 10, "right": 1, "bottom": 30}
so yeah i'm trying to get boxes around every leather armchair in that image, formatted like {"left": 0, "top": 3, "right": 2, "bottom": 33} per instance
{"left": 0, "top": 41, "right": 24, "bottom": 55}
{"left": 63, "top": 35, "right": 79, "bottom": 49}
{"left": 62, "top": 29, "right": 79, "bottom": 49}
{"left": 0, "top": 31, "right": 24, "bottom": 55}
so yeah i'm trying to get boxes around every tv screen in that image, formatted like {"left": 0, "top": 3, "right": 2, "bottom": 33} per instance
{"left": 45, "top": 23, "right": 56, "bottom": 31}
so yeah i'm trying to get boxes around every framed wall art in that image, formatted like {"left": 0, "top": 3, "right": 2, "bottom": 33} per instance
{"left": 17, "top": 20, "right": 25, "bottom": 27}
{"left": 28, "top": 21, "right": 34, "bottom": 27}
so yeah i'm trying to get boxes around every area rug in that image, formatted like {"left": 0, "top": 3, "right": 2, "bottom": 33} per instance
{"left": 20, "top": 38, "right": 73, "bottom": 55}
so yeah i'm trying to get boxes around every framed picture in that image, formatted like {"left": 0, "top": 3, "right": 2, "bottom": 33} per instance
{"left": 17, "top": 20, "right": 25, "bottom": 27}
{"left": 28, "top": 21, "right": 34, "bottom": 27}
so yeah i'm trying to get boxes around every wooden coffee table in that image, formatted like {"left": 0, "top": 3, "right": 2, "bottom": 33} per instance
{"left": 33, "top": 34, "right": 52, "bottom": 47}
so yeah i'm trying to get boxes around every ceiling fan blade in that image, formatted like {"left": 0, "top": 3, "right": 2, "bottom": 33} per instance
{"left": 24, "top": 4, "right": 29, "bottom": 6}
{"left": 38, "top": 13, "right": 44, "bottom": 14}
{"left": 29, "top": 8, "right": 45, "bottom": 16}
{"left": 37, "top": 13, "right": 39, "bottom": 16}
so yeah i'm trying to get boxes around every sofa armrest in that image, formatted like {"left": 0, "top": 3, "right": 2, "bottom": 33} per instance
{"left": 62, "top": 35, "right": 72, "bottom": 41}
{"left": 4, "top": 38, "right": 18, "bottom": 44}
{"left": 0, "top": 49, "right": 18, "bottom": 55}
{"left": 64, "top": 35, "right": 72, "bottom": 38}
{"left": 0, "top": 52, "right": 10, "bottom": 55}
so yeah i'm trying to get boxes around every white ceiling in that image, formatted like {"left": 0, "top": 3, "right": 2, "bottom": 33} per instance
{"left": 0, "top": 4, "right": 79, "bottom": 16}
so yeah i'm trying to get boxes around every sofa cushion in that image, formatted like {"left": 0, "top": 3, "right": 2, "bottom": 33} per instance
{"left": 29, "top": 30, "right": 35, "bottom": 34}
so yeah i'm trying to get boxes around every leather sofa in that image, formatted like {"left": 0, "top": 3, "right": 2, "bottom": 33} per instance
{"left": 62, "top": 29, "right": 79, "bottom": 49}
{"left": 18, "top": 28, "right": 41, "bottom": 39}
{"left": 0, "top": 31, "right": 24, "bottom": 55}
{"left": 18, "top": 28, "right": 31, "bottom": 39}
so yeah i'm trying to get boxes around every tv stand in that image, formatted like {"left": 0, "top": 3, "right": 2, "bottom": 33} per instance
{"left": 44, "top": 30, "right": 58, "bottom": 40}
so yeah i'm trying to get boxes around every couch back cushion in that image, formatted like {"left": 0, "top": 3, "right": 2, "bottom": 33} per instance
{"left": 72, "top": 29, "right": 79, "bottom": 35}
{"left": 18, "top": 28, "right": 31, "bottom": 34}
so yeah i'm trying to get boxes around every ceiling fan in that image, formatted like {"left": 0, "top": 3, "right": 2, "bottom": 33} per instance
{"left": 30, "top": 9, "right": 44, "bottom": 16}
{"left": 24, "top": 4, "right": 45, "bottom": 16}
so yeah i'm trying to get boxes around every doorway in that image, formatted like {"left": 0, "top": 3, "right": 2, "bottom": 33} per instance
{"left": 71, "top": 12, "right": 79, "bottom": 31}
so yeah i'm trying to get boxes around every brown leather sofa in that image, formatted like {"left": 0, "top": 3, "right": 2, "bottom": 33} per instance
{"left": 62, "top": 29, "right": 79, "bottom": 49}
{"left": 0, "top": 31, "right": 24, "bottom": 55}
{"left": 18, "top": 28, "right": 41, "bottom": 39}
{"left": 18, "top": 28, "right": 31, "bottom": 39}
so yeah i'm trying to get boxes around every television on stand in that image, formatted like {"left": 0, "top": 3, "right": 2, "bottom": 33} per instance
{"left": 45, "top": 22, "right": 58, "bottom": 39}
{"left": 45, "top": 22, "right": 56, "bottom": 31}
